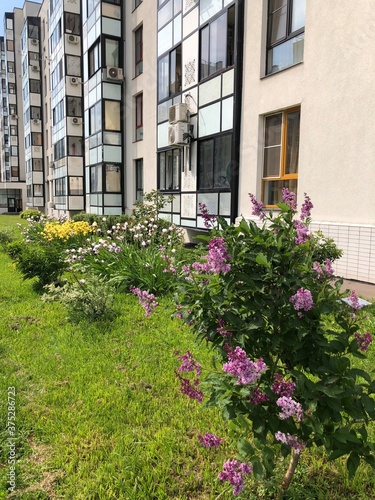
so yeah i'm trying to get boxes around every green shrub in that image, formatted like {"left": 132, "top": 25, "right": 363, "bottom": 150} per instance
{"left": 0, "top": 228, "right": 17, "bottom": 250}
{"left": 19, "top": 209, "right": 43, "bottom": 220}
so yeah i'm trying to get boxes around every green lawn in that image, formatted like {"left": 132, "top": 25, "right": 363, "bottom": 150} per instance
{"left": 0, "top": 214, "right": 375, "bottom": 499}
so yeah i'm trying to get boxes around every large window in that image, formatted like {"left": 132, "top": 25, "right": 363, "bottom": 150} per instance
{"left": 65, "top": 12, "right": 80, "bottom": 34}
{"left": 198, "top": 134, "right": 232, "bottom": 190}
{"left": 200, "top": 6, "right": 235, "bottom": 80}
{"left": 67, "top": 137, "right": 83, "bottom": 156}
{"left": 104, "top": 100, "right": 121, "bottom": 131}
{"left": 55, "top": 177, "right": 66, "bottom": 196}
{"left": 135, "top": 94, "right": 143, "bottom": 141}
{"left": 66, "top": 96, "right": 82, "bottom": 117}
{"left": 89, "top": 40, "right": 101, "bottom": 77}
{"left": 262, "top": 107, "right": 300, "bottom": 206}
{"left": 135, "top": 26, "right": 143, "bottom": 76}
{"left": 267, "top": 0, "right": 306, "bottom": 75}
{"left": 158, "top": 45, "right": 181, "bottom": 101}
{"left": 69, "top": 176, "right": 83, "bottom": 195}
{"left": 89, "top": 102, "right": 102, "bottom": 135}
{"left": 105, "top": 164, "right": 121, "bottom": 192}
{"left": 105, "top": 38, "right": 119, "bottom": 67}
{"left": 158, "top": 149, "right": 181, "bottom": 191}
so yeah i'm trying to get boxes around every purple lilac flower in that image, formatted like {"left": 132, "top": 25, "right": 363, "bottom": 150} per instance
{"left": 175, "top": 372, "right": 204, "bottom": 402}
{"left": 347, "top": 291, "right": 363, "bottom": 310}
{"left": 294, "top": 220, "right": 310, "bottom": 244}
{"left": 223, "top": 347, "right": 267, "bottom": 385}
{"left": 275, "top": 432, "right": 306, "bottom": 452}
{"left": 216, "top": 318, "right": 233, "bottom": 337}
{"left": 324, "top": 259, "right": 334, "bottom": 276}
{"left": 130, "top": 286, "right": 158, "bottom": 317}
{"left": 290, "top": 288, "right": 314, "bottom": 316}
{"left": 197, "top": 432, "right": 225, "bottom": 448}
{"left": 218, "top": 459, "right": 253, "bottom": 496}
{"left": 177, "top": 351, "right": 202, "bottom": 376}
{"left": 207, "top": 237, "right": 231, "bottom": 273}
{"left": 272, "top": 373, "right": 296, "bottom": 398}
{"left": 282, "top": 188, "right": 297, "bottom": 210}
{"left": 248, "top": 193, "right": 265, "bottom": 220}
{"left": 355, "top": 332, "right": 373, "bottom": 352}
{"left": 300, "top": 193, "right": 313, "bottom": 220}
{"left": 199, "top": 202, "right": 217, "bottom": 229}
{"left": 249, "top": 388, "right": 269, "bottom": 405}
{"left": 277, "top": 396, "right": 304, "bottom": 422}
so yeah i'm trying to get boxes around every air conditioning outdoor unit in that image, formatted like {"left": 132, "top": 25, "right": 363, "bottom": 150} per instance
{"left": 49, "top": 161, "right": 55, "bottom": 168}
{"left": 10, "top": 114, "right": 17, "bottom": 120}
{"left": 31, "top": 65, "right": 40, "bottom": 72}
{"left": 68, "top": 35, "right": 79, "bottom": 44}
{"left": 33, "top": 118, "right": 40, "bottom": 124}
{"left": 48, "top": 201, "right": 55, "bottom": 209}
{"left": 106, "top": 66, "right": 123, "bottom": 81}
{"left": 70, "top": 77, "right": 80, "bottom": 85}
{"left": 168, "top": 103, "right": 189, "bottom": 124}
{"left": 71, "top": 117, "right": 82, "bottom": 125}
{"left": 168, "top": 122, "right": 189, "bottom": 147}
{"left": 31, "top": 38, "right": 38, "bottom": 45}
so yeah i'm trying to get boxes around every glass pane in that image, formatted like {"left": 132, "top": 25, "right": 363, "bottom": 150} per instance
{"left": 172, "top": 150, "right": 180, "bottom": 190}
{"left": 267, "top": 34, "right": 304, "bottom": 74}
{"left": 69, "top": 177, "right": 83, "bottom": 195}
{"left": 268, "top": 2, "right": 287, "bottom": 45}
{"left": 264, "top": 146, "right": 281, "bottom": 177}
{"left": 263, "top": 179, "right": 297, "bottom": 205}
{"left": 265, "top": 114, "right": 282, "bottom": 147}
{"left": 158, "top": 55, "right": 169, "bottom": 100}
{"left": 199, "top": 139, "right": 214, "bottom": 189}
{"left": 158, "top": 0, "right": 172, "bottom": 29}
{"left": 285, "top": 111, "right": 300, "bottom": 174}
{"left": 159, "top": 153, "right": 166, "bottom": 190}
{"left": 106, "top": 164, "right": 121, "bottom": 192}
{"left": 166, "top": 150, "right": 173, "bottom": 189}
{"left": 200, "top": 26, "right": 209, "bottom": 80}
{"left": 214, "top": 135, "right": 231, "bottom": 189}
{"left": 105, "top": 101, "right": 120, "bottom": 130}
{"left": 106, "top": 39, "right": 119, "bottom": 67}
{"left": 210, "top": 13, "right": 227, "bottom": 75}
{"left": 291, "top": 0, "right": 306, "bottom": 33}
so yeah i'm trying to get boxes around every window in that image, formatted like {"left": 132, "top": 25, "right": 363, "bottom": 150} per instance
{"left": 200, "top": 6, "right": 235, "bottom": 80}
{"left": 262, "top": 107, "right": 300, "bottom": 206}
{"left": 6, "top": 18, "right": 13, "bottom": 30}
{"left": 89, "top": 102, "right": 102, "bottom": 135}
{"left": 51, "top": 59, "right": 63, "bottom": 89}
{"left": 198, "top": 134, "right": 232, "bottom": 190}
{"left": 33, "top": 159, "right": 43, "bottom": 171}
{"left": 267, "top": 0, "right": 306, "bottom": 75}
{"left": 28, "top": 23, "right": 39, "bottom": 39}
{"left": 7, "top": 62, "right": 14, "bottom": 73}
{"left": 66, "top": 96, "right": 82, "bottom": 117}
{"left": 135, "top": 26, "right": 143, "bottom": 76}
{"left": 8, "top": 83, "right": 15, "bottom": 94}
{"left": 89, "top": 40, "right": 101, "bottom": 77}
{"left": 135, "top": 94, "right": 143, "bottom": 141}
{"left": 31, "top": 106, "right": 41, "bottom": 119}
{"left": 50, "top": 19, "right": 62, "bottom": 52}
{"left": 68, "top": 136, "right": 83, "bottom": 156}
{"left": 11, "top": 166, "right": 19, "bottom": 178}
{"left": 105, "top": 38, "right": 119, "bottom": 67}
{"left": 34, "top": 184, "right": 44, "bottom": 197}
{"left": 10, "top": 126, "right": 17, "bottom": 136}
{"left": 69, "top": 176, "right": 83, "bottom": 195}
{"left": 55, "top": 177, "right": 66, "bottom": 196}
{"left": 53, "top": 99, "right": 64, "bottom": 125}
{"left": 105, "top": 164, "right": 121, "bottom": 192}
{"left": 54, "top": 138, "right": 65, "bottom": 160}
{"left": 134, "top": 0, "right": 142, "bottom": 8}
{"left": 30, "top": 79, "right": 41, "bottom": 94}
{"left": 135, "top": 158, "right": 143, "bottom": 201}
{"left": 158, "top": 149, "right": 181, "bottom": 191}
{"left": 104, "top": 100, "right": 121, "bottom": 131}
{"left": 91, "top": 165, "right": 102, "bottom": 192}
{"left": 7, "top": 40, "right": 14, "bottom": 51}
{"left": 11, "top": 146, "right": 18, "bottom": 156}
{"left": 32, "top": 133, "right": 42, "bottom": 146}
{"left": 65, "top": 12, "right": 80, "bottom": 34}
{"left": 158, "top": 45, "right": 181, "bottom": 101}
{"left": 66, "top": 55, "right": 81, "bottom": 76}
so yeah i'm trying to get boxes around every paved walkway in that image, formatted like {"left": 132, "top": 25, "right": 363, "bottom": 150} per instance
{"left": 341, "top": 279, "right": 375, "bottom": 301}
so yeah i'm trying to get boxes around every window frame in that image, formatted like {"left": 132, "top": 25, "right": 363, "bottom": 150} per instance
{"left": 135, "top": 93, "right": 143, "bottom": 141}
{"left": 262, "top": 106, "right": 301, "bottom": 207}
{"left": 134, "top": 25, "right": 143, "bottom": 77}
{"left": 198, "top": 133, "right": 233, "bottom": 191}
{"left": 158, "top": 148, "right": 181, "bottom": 192}
{"left": 135, "top": 158, "right": 144, "bottom": 201}
{"left": 157, "top": 44, "right": 182, "bottom": 102}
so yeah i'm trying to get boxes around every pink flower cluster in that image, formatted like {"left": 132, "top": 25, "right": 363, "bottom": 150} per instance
{"left": 216, "top": 318, "right": 233, "bottom": 337}
{"left": 275, "top": 432, "right": 306, "bottom": 453}
{"left": 197, "top": 432, "right": 225, "bottom": 448}
{"left": 347, "top": 291, "right": 363, "bottom": 310}
{"left": 177, "top": 350, "right": 202, "bottom": 376}
{"left": 355, "top": 332, "right": 373, "bottom": 352}
{"left": 249, "top": 388, "right": 269, "bottom": 405}
{"left": 276, "top": 396, "right": 304, "bottom": 422}
{"left": 290, "top": 288, "right": 314, "bottom": 316}
{"left": 272, "top": 373, "right": 296, "bottom": 398}
{"left": 130, "top": 286, "right": 158, "bottom": 317}
{"left": 300, "top": 193, "right": 313, "bottom": 220}
{"left": 187, "top": 237, "right": 231, "bottom": 275}
{"left": 175, "top": 373, "right": 204, "bottom": 403}
{"left": 294, "top": 220, "right": 310, "bottom": 244}
{"left": 313, "top": 259, "right": 334, "bottom": 278}
{"left": 223, "top": 346, "right": 267, "bottom": 385}
{"left": 218, "top": 459, "right": 253, "bottom": 496}
{"left": 199, "top": 202, "right": 217, "bottom": 229}
{"left": 248, "top": 193, "right": 265, "bottom": 220}
{"left": 282, "top": 188, "right": 297, "bottom": 210}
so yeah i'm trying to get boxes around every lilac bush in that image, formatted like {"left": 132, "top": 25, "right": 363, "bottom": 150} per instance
{"left": 175, "top": 190, "right": 375, "bottom": 495}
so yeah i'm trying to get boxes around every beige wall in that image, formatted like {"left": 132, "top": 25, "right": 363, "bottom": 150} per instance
{"left": 238, "top": 1, "right": 375, "bottom": 283}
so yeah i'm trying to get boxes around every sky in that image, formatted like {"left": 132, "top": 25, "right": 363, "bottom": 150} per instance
{"left": 0, "top": 0, "right": 42, "bottom": 37}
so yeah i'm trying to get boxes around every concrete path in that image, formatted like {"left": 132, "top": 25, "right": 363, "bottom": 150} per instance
{"left": 341, "top": 279, "right": 375, "bottom": 301}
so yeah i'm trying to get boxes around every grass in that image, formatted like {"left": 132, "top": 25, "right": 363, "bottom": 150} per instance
{"left": 0, "top": 214, "right": 375, "bottom": 499}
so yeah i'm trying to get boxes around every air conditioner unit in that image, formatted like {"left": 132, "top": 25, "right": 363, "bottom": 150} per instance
{"left": 48, "top": 201, "right": 55, "bottom": 209}
{"left": 169, "top": 103, "right": 189, "bottom": 124}
{"left": 31, "top": 65, "right": 40, "bottom": 72}
{"left": 71, "top": 117, "right": 82, "bottom": 125}
{"left": 10, "top": 114, "right": 17, "bottom": 120}
{"left": 70, "top": 77, "right": 81, "bottom": 85}
{"left": 106, "top": 66, "right": 123, "bottom": 81}
{"left": 168, "top": 122, "right": 189, "bottom": 147}
{"left": 68, "top": 34, "right": 79, "bottom": 44}
{"left": 49, "top": 161, "right": 55, "bottom": 168}
{"left": 33, "top": 118, "right": 40, "bottom": 124}
{"left": 31, "top": 38, "right": 38, "bottom": 45}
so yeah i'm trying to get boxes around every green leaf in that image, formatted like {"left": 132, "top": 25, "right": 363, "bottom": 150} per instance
{"left": 347, "top": 452, "right": 360, "bottom": 479}
{"left": 255, "top": 253, "right": 270, "bottom": 268}
{"left": 237, "top": 438, "right": 255, "bottom": 458}
{"left": 329, "top": 448, "right": 349, "bottom": 460}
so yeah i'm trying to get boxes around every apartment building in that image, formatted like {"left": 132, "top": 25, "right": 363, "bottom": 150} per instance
{"left": 0, "top": 0, "right": 374, "bottom": 283}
